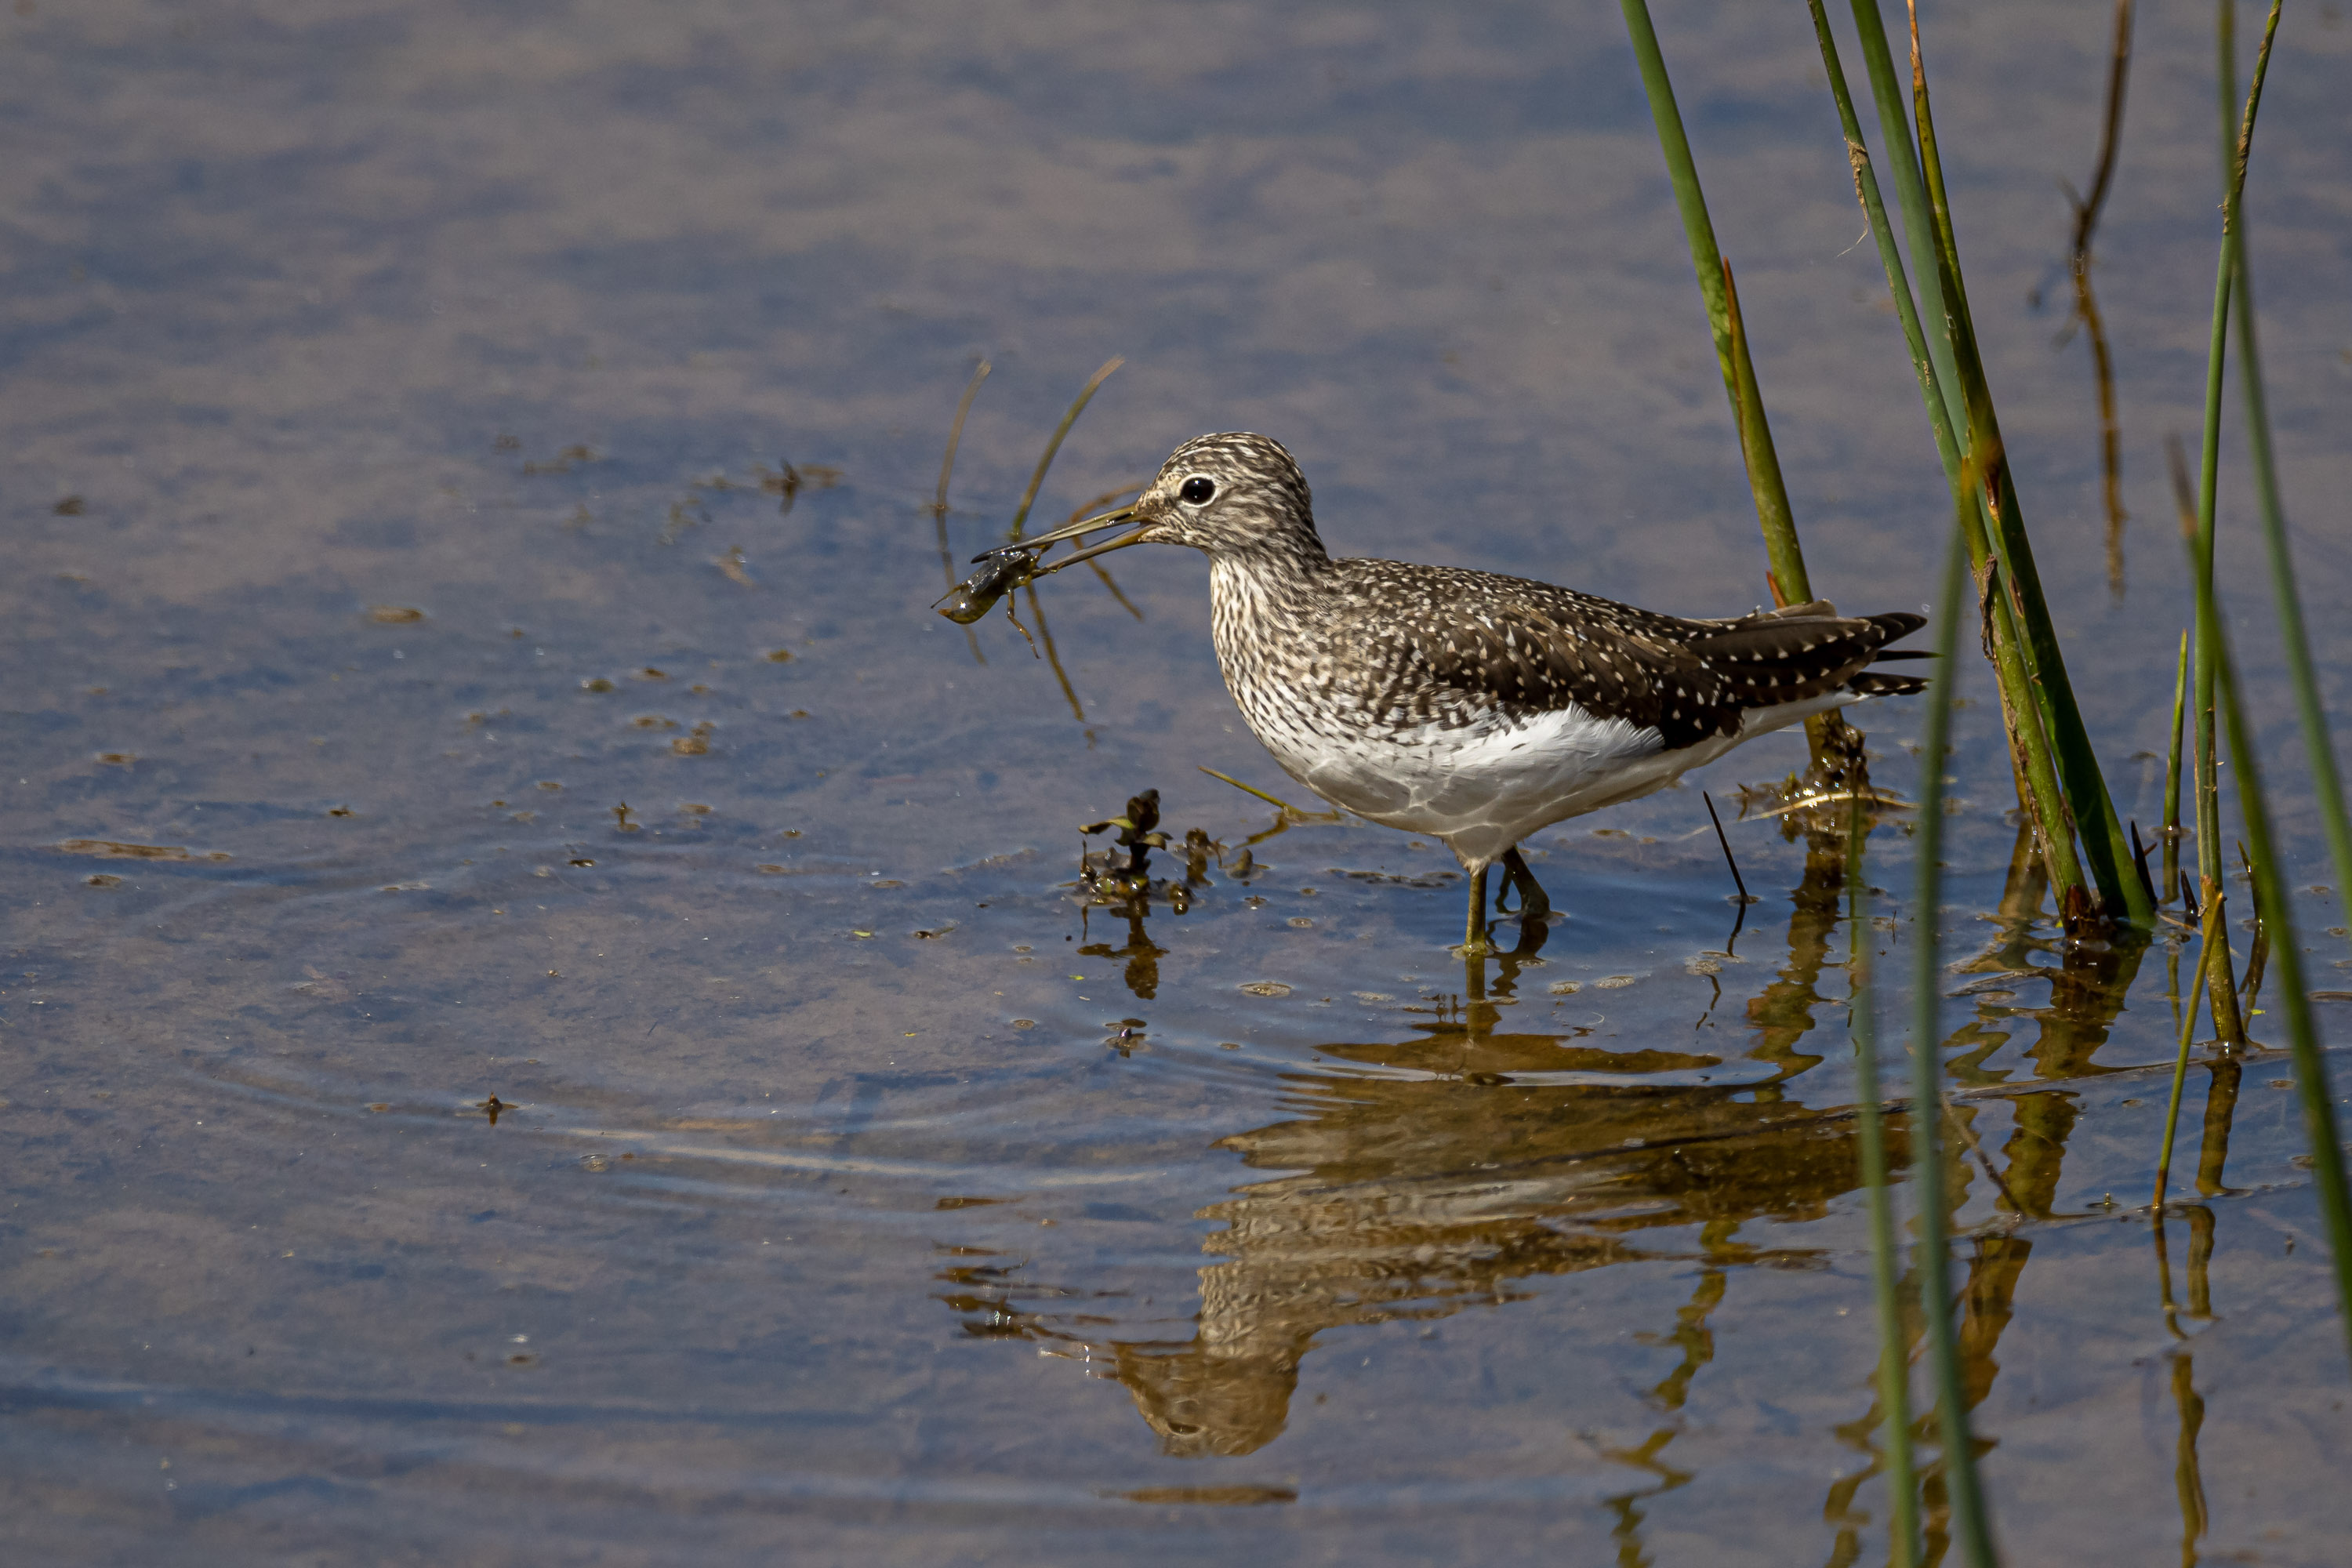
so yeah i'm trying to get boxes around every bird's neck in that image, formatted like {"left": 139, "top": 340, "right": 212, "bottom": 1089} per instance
{"left": 1206, "top": 535, "right": 1334, "bottom": 690}
{"left": 1204, "top": 529, "right": 1331, "bottom": 603}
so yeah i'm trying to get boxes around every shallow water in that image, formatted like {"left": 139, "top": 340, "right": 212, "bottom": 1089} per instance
{"left": 7, "top": 2, "right": 2352, "bottom": 1563}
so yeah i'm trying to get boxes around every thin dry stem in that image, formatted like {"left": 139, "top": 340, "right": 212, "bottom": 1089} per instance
{"left": 934, "top": 359, "right": 993, "bottom": 664}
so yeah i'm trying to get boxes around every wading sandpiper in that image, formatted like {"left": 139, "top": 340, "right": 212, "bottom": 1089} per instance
{"left": 974, "top": 432, "right": 1926, "bottom": 953}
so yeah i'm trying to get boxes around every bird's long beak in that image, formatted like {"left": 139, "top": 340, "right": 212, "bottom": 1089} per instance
{"left": 975, "top": 503, "right": 1155, "bottom": 575}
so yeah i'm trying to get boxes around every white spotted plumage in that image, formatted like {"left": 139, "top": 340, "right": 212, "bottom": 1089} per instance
{"left": 1076, "top": 433, "right": 1928, "bottom": 881}
{"left": 1211, "top": 557, "right": 1862, "bottom": 869}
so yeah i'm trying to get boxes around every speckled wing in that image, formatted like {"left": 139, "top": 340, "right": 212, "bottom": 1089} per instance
{"left": 1676, "top": 604, "right": 1929, "bottom": 722}
{"left": 1327, "top": 561, "right": 1924, "bottom": 751}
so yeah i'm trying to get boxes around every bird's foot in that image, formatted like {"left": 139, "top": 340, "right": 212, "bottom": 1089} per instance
{"left": 1500, "top": 848, "right": 1552, "bottom": 926}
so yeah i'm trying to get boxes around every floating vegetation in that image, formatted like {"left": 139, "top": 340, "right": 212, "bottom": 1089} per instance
{"left": 519, "top": 443, "right": 596, "bottom": 475}
{"left": 715, "top": 544, "right": 757, "bottom": 587}
{"left": 56, "top": 838, "right": 227, "bottom": 862}
{"left": 753, "top": 457, "right": 841, "bottom": 517}
{"left": 1079, "top": 788, "right": 1168, "bottom": 903}
{"left": 654, "top": 457, "right": 835, "bottom": 543}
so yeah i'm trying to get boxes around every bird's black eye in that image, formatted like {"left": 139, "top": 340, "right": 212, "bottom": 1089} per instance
{"left": 1178, "top": 476, "right": 1216, "bottom": 506}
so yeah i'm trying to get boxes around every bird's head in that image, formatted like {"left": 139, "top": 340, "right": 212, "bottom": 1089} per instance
{"left": 980, "top": 432, "right": 1323, "bottom": 575}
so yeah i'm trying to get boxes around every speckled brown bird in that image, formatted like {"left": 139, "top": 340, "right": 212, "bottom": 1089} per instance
{"left": 984, "top": 432, "right": 1926, "bottom": 952}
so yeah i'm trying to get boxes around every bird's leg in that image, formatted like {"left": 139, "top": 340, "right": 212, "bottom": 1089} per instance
{"left": 1463, "top": 866, "right": 1493, "bottom": 955}
{"left": 1500, "top": 847, "right": 1552, "bottom": 926}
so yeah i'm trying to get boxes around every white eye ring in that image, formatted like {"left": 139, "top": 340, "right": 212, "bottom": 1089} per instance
{"left": 1178, "top": 475, "right": 1217, "bottom": 506}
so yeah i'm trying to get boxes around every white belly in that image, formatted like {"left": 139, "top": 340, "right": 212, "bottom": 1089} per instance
{"left": 1243, "top": 691, "right": 1855, "bottom": 870}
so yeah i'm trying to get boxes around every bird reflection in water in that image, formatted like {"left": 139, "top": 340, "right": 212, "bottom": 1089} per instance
{"left": 945, "top": 810, "right": 2186, "bottom": 1555}
{"left": 957, "top": 811, "right": 1922, "bottom": 1458}
{"left": 1118, "top": 1052, "right": 1892, "bottom": 1461}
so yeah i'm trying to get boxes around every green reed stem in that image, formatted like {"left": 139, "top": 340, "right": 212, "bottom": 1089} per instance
{"left": 2155, "top": 906, "right": 2219, "bottom": 1208}
{"left": 1617, "top": 0, "right": 1812, "bottom": 610}
{"left": 1839, "top": 0, "right": 2056, "bottom": 810}
{"left": 1846, "top": 798, "right": 1918, "bottom": 1568}
{"left": 2193, "top": 5, "right": 2288, "bottom": 1043}
{"left": 2203, "top": 519, "right": 2352, "bottom": 1360}
{"left": 1817, "top": 2, "right": 2097, "bottom": 917}
{"left": 2218, "top": 0, "right": 2241, "bottom": 180}
{"left": 2190, "top": 0, "right": 2236, "bottom": 1029}
{"left": 2165, "top": 630, "right": 2189, "bottom": 902}
{"left": 1898, "top": 5, "right": 2145, "bottom": 924}
{"left": 1907, "top": 499, "right": 1998, "bottom": 1568}
{"left": 2176, "top": 0, "right": 2352, "bottom": 1321}
{"left": 1197, "top": 766, "right": 1343, "bottom": 823}
{"left": 1809, "top": 2, "right": 1954, "bottom": 484}
{"left": 1846, "top": 2, "right": 1965, "bottom": 435}
{"left": 1006, "top": 357, "right": 1123, "bottom": 543}
{"left": 2169, "top": 436, "right": 2246, "bottom": 1043}
{"left": 2217, "top": 27, "right": 2352, "bottom": 939}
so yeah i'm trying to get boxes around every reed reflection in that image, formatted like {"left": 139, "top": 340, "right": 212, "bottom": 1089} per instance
{"left": 2153, "top": 1206, "right": 2218, "bottom": 1566}
{"left": 2145, "top": 1001, "right": 2239, "bottom": 1565}
{"left": 1947, "top": 824, "right": 2153, "bottom": 1222}
{"left": 1851, "top": 826, "right": 2158, "bottom": 1561}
